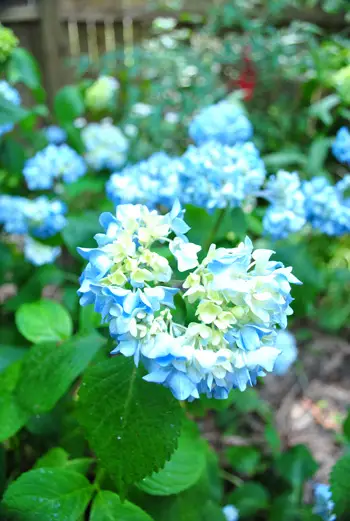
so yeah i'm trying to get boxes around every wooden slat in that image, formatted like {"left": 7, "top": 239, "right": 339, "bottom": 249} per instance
{"left": 0, "top": 5, "right": 39, "bottom": 22}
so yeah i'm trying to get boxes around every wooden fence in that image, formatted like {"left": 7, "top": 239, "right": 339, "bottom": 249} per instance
{"left": 0, "top": 0, "right": 347, "bottom": 105}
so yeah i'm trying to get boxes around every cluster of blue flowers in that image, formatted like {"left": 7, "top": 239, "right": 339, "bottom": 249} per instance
{"left": 78, "top": 201, "right": 300, "bottom": 401}
{"left": 262, "top": 171, "right": 307, "bottom": 240}
{"left": 0, "top": 81, "right": 21, "bottom": 137}
{"left": 332, "top": 126, "right": 350, "bottom": 166}
{"left": 81, "top": 121, "right": 129, "bottom": 171}
{"left": 106, "top": 141, "right": 266, "bottom": 212}
{"left": 107, "top": 152, "right": 181, "bottom": 209}
{"left": 313, "top": 484, "right": 336, "bottom": 521}
{"left": 223, "top": 505, "right": 239, "bottom": 521}
{"left": 262, "top": 170, "right": 350, "bottom": 239}
{"left": 272, "top": 329, "right": 298, "bottom": 375}
{"left": 0, "top": 195, "right": 66, "bottom": 265}
{"left": 23, "top": 144, "right": 86, "bottom": 190}
{"left": 180, "top": 141, "right": 266, "bottom": 211}
{"left": 44, "top": 125, "right": 67, "bottom": 145}
{"left": 189, "top": 100, "right": 253, "bottom": 146}
{"left": 303, "top": 175, "right": 350, "bottom": 236}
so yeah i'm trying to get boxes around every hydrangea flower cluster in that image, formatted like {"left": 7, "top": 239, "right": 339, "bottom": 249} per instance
{"left": 24, "top": 237, "right": 61, "bottom": 267}
{"left": 332, "top": 127, "right": 350, "bottom": 166}
{"left": 78, "top": 202, "right": 300, "bottom": 401}
{"left": 189, "top": 100, "right": 253, "bottom": 146}
{"left": 180, "top": 141, "right": 266, "bottom": 211}
{"left": 313, "top": 484, "right": 336, "bottom": 521}
{"left": 0, "top": 81, "right": 21, "bottom": 137}
{"left": 0, "top": 195, "right": 66, "bottom": 238}
{"left": 81, "top": 121, "right": 129, "bottom": 171}
{"left": 23, "top": 144, "right": 86, "bottom": 190}
{"left": 302, "top": 175, "right": 350, "bottom": 236}
{"left": 44, "top": 125, "right": 67, "bottom": 145}
{"left": 273, "top": 329, "right": 298, "bottom": 375}
{"left": 262, "top": 171, "right": 306, "bottom": 240}
{"left": 85, "top": 76, "right": 119, "bottom": 112}
{"left": 106, "top": 152, "right": 181, "bottom": 208}
{"left": 223, "top": 505, "right": 239, "bottom": 521}
{"left": 0, "top": 24, "right": 18, "bottom": 63}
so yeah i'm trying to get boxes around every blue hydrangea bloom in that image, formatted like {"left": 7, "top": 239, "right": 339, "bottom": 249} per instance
{"left": 332, "top": 127, "right": 350, "bottom": 166}
{"left": 313, "top": 484, "right": 336, "bottom": 521}
{"left": 0, "top": 195, "right": 28, "bottom": 234}
{"left": 303, "top": 175, "right": 350, "bottom": 236}
{"left": 78, "top": 203, "right": 300, "bottom": 401}
{"left": 0, "top": 195, "right": 66, "bottom": 238}
{"left": 262, "top": 171, "right": 307, "bottom": 240}
{"left": 81, "top": 122, "right": 129, "bottom": 171}
{"left": 273, "top": 330, "right": 298, "bottom": 375}
{"left": 23, "top": 144, "right": 87, "bottom": 190}
{"left": 106, "top": 152, "right": 181, "bottom": 209}
{"left": 0, "top": 81, "right": 21, "bottom": 137}
{"left": 189, "top": 100, "right": 253, "bottom": 146}
{"left": 44, "top": 125, "right": 67, "bottom": 145}
{"left": 223, "top": 505, "right": 239, "bottom": 521}
{"left": 23, "top": 196, "right": 67, "bottom": 239}
{"left": 24, "top": 236, "right": 61, "bottom": 266}
{"left": 180, "top": 141, "right": 266, "bottom": 211}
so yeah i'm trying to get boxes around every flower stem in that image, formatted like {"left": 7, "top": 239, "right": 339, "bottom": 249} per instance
{"left": 205, "top": 207, "right": 227, "bottom": 251}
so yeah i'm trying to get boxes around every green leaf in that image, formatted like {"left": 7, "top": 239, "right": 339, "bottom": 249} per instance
{"left": 343, "top": 409, "right": 350, "bottom": 442}
{"left": 15, "top": 299, "right": 73, "bottom": 344}
{"left": 16, "top": 331, "right": 106, "bottom": 414}
{"left": 330, "top": 453, "right": 350, "bottom": 515}
{"left": 306, "top": 137, "right": 332, "bottom": 176}
{"left": 66, "top": 458, "right": 94, "bottom": 475}
{"left": 275, "top": 445, "right": 318, "bottom": 499}
{"left": 0, "top": 346, "right": 27, "bottom": 374}
{"left": 0, "top": 362, "right": 29, "bottom": 442}
{"left": 225, "top": 446, "right": 261, "bottom": 476}
{"left": 62, "top": 212, "right": 101, "bottom": 257}
{"left": 138, "top": 422, "right": 206, "bottom": 496}
{"left": 263, "top": 151, "right": 307, "bottom": 170}
{"left": 90, "top": 490, "right": 154, "bottom": 521}
{"left": 1, "top": 468, "right": 93, "bottom": 521}
{"left": 0, "top": 93, "right": 28, "bottom": 126}
{"left": 7, "top": 48, "right": 41, "bottom": 91}
{"left": 34, "top": 448, "right": 69, "bottom": 469}
{"left": 54, "top": 85, "right": 85, "bottom": 125}
{"left": 228, "top": 482, "right": 269, "bottom": 516}
{"left": 264, "top": 422, "right": 282, "bottom": 455}
{"left": 79, "top": 304, "right": 102, "bottom": 333}
{"left": 78, "top": 356, "right": 182, "bottom": 491}
{"left": 309, "top": 94, "right": 340, "bottom": 126}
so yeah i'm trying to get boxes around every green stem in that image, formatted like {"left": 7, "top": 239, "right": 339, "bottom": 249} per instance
{"left": 205, "top": 207, "right": 227, "bottom": 251}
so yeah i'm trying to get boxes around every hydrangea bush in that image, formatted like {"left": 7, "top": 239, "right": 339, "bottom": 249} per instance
{"left": 0, "top": 20, "right": 349, "bottom": 521}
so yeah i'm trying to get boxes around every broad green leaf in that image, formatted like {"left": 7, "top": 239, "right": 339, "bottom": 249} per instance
{"left": 330, "top": 453, "right": 350, "bottom": 515}
{"left": 0, "top": 362, "right": 29, "bottom": 442}
{"left": 138, "top": 422, "right": 206, "bottom": 495}
{"left": 66, "top": 458, "right": 94, "bottom": 475}
{"left": 275, "top": 445, "right": 318, "bottom": 500}
{"left": 306, "top": 137, "right": 332, "bottom": 176}
{"left": 343, "top": 410, "right": 350, "bottom": 442}
{"left": 309, "top": 94, "right": 340, "bottom": 126}
{"left": 264, "top": 422, "right": 282, "bottom": 455}
{"left": 90, "top": 490, "right": 154, "bottom": 521}
{"left": 7, "top": 48, "right": 41, "bottom": 91}
{"left": 263, "top": 151, "right": 307, "bottom": 170}
{"left": 16, "top": 299, "right": 73, "bottom": 344}
{"left": 1, "top": 468, "right": 93, "bottom": 521}
{"left": 228, "top": 482, "right": 269, "bottom": 516}
{"left": 133, "top": 452, "right": 222, "bottom": 521}
{"left": 79, "top": 304, "right": 102, "bottom": 333}
{"left": 0, "top": 93, "right": 27, "bottom": 126}
{"left": 78, "top": 356, "right": 182, "bottom": 491}
{"left": 225, "top": 446, "right": 261, "bottom": 476}
{"left": 62, "top": 212, "right": 101, "bottom": 257}
{"left": 0, "top": 346, "right": 27, "bottom": 373}
{"left": 16, "top": 331, "right": 106, "bottom": 414}
{"left": 34, "top": 448, "right": 69, "bottom": 469}
{"left": 54, "top": 85, "right": 85, "bottom": 125}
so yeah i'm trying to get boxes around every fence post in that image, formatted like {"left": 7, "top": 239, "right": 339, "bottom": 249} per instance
{"left": 38, "top": 0, "right": 63, "bottom": 108}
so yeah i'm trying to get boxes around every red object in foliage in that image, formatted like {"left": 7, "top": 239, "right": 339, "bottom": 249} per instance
{"left": 228, "top": 46, "right": 257, "bottom": 101}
